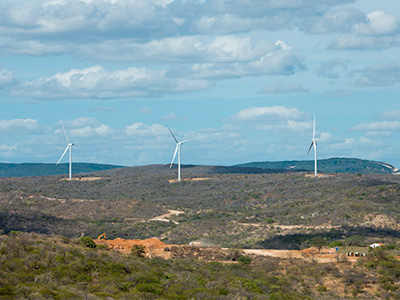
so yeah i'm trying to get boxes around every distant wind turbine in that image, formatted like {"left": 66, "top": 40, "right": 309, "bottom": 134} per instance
{"left": 307, "top": 115, "right": 319, "bottom": 177}
{"left": 168, "top": 126, "right": 191, "bottom": 181}
{"left": 56, "top": 121, "right": 74, "bottom": 180}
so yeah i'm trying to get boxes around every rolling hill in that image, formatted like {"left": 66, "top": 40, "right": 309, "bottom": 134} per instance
{"left": 0, "top": 157, "right": 398, "bottom": 178}
{"left": 235, "top": 157, "right": 399, "bottom": 174}
{"left": 0, "top": 162, "right": 123, "bottom": 177}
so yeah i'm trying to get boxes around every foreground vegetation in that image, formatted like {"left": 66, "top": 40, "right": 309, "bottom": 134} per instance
{"left": 1, "top": 232, "right": 399, "bottom": 299}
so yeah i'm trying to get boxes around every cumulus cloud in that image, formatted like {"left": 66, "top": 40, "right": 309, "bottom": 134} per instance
{"left": 296, "top": 7, "right": 365, "bottom": 34}
{"left": 0, "top": 119, "right": 39, "bottom": 134}
{"left": 192, "top": 40, "right": 305, "bottom": 79}
{"left": 12, "top": 65, "right": 211, "bottom": 99}
{"left": 231, "top": 106, "right": 305, "bottom": 121}
{"left": 125, "top": 122, "right": 168, "bottom": 137}
{"left": 10, "top": 38, "right": 305, "bottom": 100}
{"left": 329, "top": 11, "right": 400, "bottom": 50}
{"left": 80, "top": 36, "right": 272, "bottom": 63}
{"left": 354, "top": 11, "right": 399, "bottom": 36}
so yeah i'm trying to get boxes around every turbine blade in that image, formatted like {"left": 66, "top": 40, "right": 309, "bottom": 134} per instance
{"left": 180, "top": 139, "right": 192, "bottom": 144}
{"left": 307, "top": 142, "right": 313, "bottom": 155}
{"left": 167, "top": 126, "right": 178, "bottom": 143}
{"left": 170, "top": 145, "right": 179, "bottom": 168}
{"left": 56, "top": 145, "right": 69, "bottom": 165}
{"left": 61, "top": 121, "right": 69, "bottom": 143}
{"left": 313, "top": 115, "right": 316, "bottom": 139}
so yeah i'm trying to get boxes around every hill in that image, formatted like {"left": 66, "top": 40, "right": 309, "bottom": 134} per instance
{"left": 1, "top": 164, "right": 400, "bottom": 250}
{"left": 0, "top": 162, "right": 123, "bottom": 177}
{"left": 235, "top": 157, "right": 399, "bottom": 174}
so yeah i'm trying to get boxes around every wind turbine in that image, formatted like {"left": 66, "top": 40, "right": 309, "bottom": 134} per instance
{"left": 168, "top": 126, "right": 190, "bottom": 181}
{"left": 56, "top": 121, "right": 74, "bottom": 180}
{"left": 307, "top": 115, "right": 319, "bottom": 177}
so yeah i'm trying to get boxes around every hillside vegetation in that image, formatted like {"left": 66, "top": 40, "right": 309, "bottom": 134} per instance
{"left": 0, "top": 163, "right": 123, "bottom": 178}
{"left": 1, "top": 232, "right": 399, "bottom": 299}
{"left": 0, "top": 165, "right": 400, "bottom": 250}
{"left": 236, "top": 158, "right": 399, "bottom": 174}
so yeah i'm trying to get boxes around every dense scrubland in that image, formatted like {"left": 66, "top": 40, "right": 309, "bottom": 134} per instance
{"left": 1, "top": 165, "right": 400, "bottom": 249}
{"left": 0, "top": 232, "right": 399, "bottom": 299}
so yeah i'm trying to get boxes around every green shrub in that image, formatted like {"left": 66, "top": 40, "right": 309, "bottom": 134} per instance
{"left": 329, "top": 241, "right": 343, "bottom": 248}
{"left": 238, "top": 256, "right": 252, "bottom": 264}
{"left": 135, "top": 283, "right": 163, "bottom": 295}
{"left": 0, "top": 284, "right": 14, "bottom": 296}
{"left": 265, "top": 217, "right": 275, "bottom": 224}
{"left": 78, "top": 237, "right": 96, "bottom": 248}
{"left": 131, "top": 245, "right": 146, "bottom": 258}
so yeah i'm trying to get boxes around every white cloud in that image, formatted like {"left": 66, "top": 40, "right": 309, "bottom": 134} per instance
{"left": 192, "top": 40, "right": 305, "bottom": 79}
{"left": 352, "top": 121, "right": 400, "bottom": 131}
{"left": 13, "top": 65, "right": 211, "bottom": 99}
{"left": 0, "top": 119, "right": 39, "bottom": 134}
{"left": 354, "top": 11, "right": 399, "bottom": 36}
{"left": 232, "top": 106, "right": 305, "bottom": 121}
{"left": 380, "top": 110, "right": 400, "bottom": 120}
{"left": 0, "top": 68, "right": 15, "bottom": 87}
{"left": 162, "top": 113, "right": 187, "bottom": 122}
{"left": 125, "top": 122, "right": 168, "bottom": 137}
{"left": 70, "top": 124, "right": 113, "bottom": 138}
{"left": 296, "top": 7, "right": 365, "bottom": 34}
{"left": 80, "top": 36, "right": 272, "bottom": 63}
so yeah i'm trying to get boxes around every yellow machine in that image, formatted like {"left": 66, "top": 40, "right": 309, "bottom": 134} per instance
{"left": 97, "top": 233, "right": 107, "bottom": 240}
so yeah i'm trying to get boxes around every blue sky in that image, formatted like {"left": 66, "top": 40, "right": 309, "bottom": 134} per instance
{"left": 1, "top": 0, "right": 400, "bottom": 167}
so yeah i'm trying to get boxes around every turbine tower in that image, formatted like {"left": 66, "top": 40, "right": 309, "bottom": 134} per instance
{"left": 168, "top": 126, "right": 190, "bottom": 181}
{"left": 56, "top": 121, "right": 74, "bottom": 180}
{"left": 307, "top": 115, "right": 319, "bottom": 177}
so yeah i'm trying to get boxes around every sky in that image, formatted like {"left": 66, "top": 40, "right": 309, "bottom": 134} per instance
{"left": 1, "top": 0, "right": 400, "bottom": 167}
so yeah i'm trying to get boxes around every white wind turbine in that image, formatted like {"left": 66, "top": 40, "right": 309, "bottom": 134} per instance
{"left": 307, "top": 115, "right": 319, "bottom": 177}
{"left": 168, "top": 126, "right": 191, "bottom": 181}
{"left": 56, "top": 121, "right": 74, "bottom": 180}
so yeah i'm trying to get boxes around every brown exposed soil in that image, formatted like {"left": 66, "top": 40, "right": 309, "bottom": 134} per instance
{"left": 168, "top": 177, "right": 212, "bottom": 183}
{"left": 60, "top": 177, "right": 103, "bottom": 181}
{"left": 95, "top": 237, "right": 173, "bottom": 259}
{"left": 95, "top": 238, "right": 359, "bottom": 263}
{"left": 149, "top": 210, "right": 184, "bottom": 224}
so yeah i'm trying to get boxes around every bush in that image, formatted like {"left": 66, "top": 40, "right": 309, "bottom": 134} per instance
{"left": 78, "top": 237, "right": 96, "bottom": 248}
{"left": 329, "top": 241, "right": 343, "bottom": 248}
{"left": 238, "top": 256, "right": 252, "bottom": 264}
{"left": 131, "top": 245, "right": 146, "bottom": 257}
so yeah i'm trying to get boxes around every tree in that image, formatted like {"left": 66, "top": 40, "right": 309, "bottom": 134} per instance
{"left": 310, "top": 236, "right": 326, "bottom": 254}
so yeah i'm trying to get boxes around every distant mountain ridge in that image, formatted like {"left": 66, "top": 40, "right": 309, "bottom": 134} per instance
{"left": 0, "top": 157, "right": 398, "bottom": 178}
{"left": 0, "top": 163, "right": 123, "bottom": 177}
{"left": 235, "top": 157, "right": 399, "bottom": 174}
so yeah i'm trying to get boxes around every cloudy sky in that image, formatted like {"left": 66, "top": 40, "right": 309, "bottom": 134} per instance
{"left": 1, "top": 0, "right": 400, "bottom": 167}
